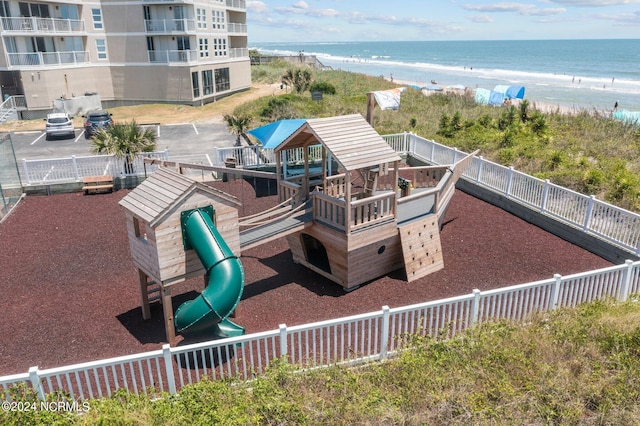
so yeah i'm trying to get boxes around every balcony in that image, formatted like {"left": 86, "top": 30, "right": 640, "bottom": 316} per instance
{"left": 7, "top": 51, "right": 90, "bottom": 67}
{"left": 226, "top": 0, "right": 246, "bottom": 9}
{"left": 148, "top": 49, "right": 197, "bottom": 63}
{"left": 229, "top": 47, "right": 248, "bottom": 58}
{"left": 144, "top": 19, "right": 195, "bottom": 33}
{"left": 227, "top": 22, "right": 247, "bottom": 34}
{"left": 0, "top": 17, "right": 85, "bottom": 33}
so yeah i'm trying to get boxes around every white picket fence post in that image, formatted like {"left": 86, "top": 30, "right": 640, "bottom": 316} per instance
{"left": 619, "top": 259, "right": 634, "bottom": 302}
{"left": 471, "top": 289, "right": 481, "bottom": 324}
{"left": 71, "top": 155, "right": 80, "bottom": 181}
{"left": 379, "top": 306, "right": 390, "bottom": 360}
{"left": 549, "top": 274, "right": 562, "bottom": 310}
{"left": 583, "top": 195, "right": 596, "bottom": 232}
{"left": 21, "top": 159, "right": 31, "bottom": 185}
{"left": 162, "top": 344, "right": 176, "bottom": 395}
{"left": 279, "top": 324, "right": 288, "bottom": 360}
{"left": 28, "top": 366, "right": 45, "bottom": 400}
{"left": 506, "top": 166, "right": 514, "bottom": 196}
{"left": 475, "top": 156, "right": 484, "bottom": 183}
{"left": 540, "top": 179, "right": 550, "bottom": 213}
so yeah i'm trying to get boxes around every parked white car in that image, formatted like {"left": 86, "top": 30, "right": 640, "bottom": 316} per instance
{"left": 44, "top": 113, "right": 75, "bottom": 140}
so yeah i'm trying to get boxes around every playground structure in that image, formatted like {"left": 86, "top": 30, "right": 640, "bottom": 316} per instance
{"left": 264, "top": 114, "right": 476, "bottom": 290}
{"left": 119, "top": 168, "right": 244, "bottom": 344}
{"left": 121, "top": 114, "right": 475, "bottom": 343}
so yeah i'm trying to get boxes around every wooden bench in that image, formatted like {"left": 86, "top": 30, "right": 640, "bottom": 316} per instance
{"left": 82, "top": 175, "right": 114, "bottom": 195}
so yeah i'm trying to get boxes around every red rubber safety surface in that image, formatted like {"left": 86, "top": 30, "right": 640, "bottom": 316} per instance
{"left": 0, "top": 180, "right": 612, "bottom": 375}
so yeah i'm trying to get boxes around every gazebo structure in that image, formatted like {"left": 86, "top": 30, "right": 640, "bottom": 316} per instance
{"left": 267, "top": 114, "right": 475, "bottom": 290}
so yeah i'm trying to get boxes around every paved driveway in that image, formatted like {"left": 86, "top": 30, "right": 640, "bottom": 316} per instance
{"left": 9, "top": 122, "right": 236, "bottom": 163}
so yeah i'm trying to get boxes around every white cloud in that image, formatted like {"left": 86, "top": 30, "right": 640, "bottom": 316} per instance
{"left": 463, "top": 2, "right": 566, "bottom": 16}
{"left": 462, "top": 2, "right": 537, "bottom": 13}
{"left": 469, "top": 14, "right": 495, "bottom": 22}
{"left": 246, "top": 1, "right": 269, "bottom": 14}
{"left": 550, "top": 0, "right": 640, "bottom": 6}
{"left": 292, "top": 1, "right": 309, "bottom": 11}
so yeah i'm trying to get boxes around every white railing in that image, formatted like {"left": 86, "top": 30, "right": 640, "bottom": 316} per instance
{"left": 0, "top": 17, "right": 85, "bottom": 33}
{"left": 226, "top": 0, "right": 246, "bottom": 9}
{"left": 148, "top": 49, "right": 197, "bottom": 63}
{"left": 21, "top": 151, "right": 169, "bottom": 185}
{"left": 384, "top": 133, "right": 640, "bottom": 256}
{"left": 229, "top": 47, "right": 249, "bottom": 58}
{"left": 213, "top": 145, "right": 322, "bottom": 168}
{"left": 144, "top": 19, "right": 195, "bottom": 33}
{"left": 2, "top": 260, "right": 638, "bottom": 402}
{"left": 227, "top": 22, "right": 247, "bottom": 33}
{"left": 7, "top": 51, "right": 89, "bottom": 67}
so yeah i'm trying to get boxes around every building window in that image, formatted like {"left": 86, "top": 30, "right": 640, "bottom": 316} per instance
{"left": 0, "top": 1, "right": 9, "bottom": 18}
{"left": 197, "top": 8, "right": 206, "bottom": 29}
{"left": 213, "top": 38, "right": 226, "bottom": 57}
{"left": 133, "top": 217, "right": 148, "bottom": 243}
{"left": 192, "top": 72, "right": 200, "bottom": 98}
{"left": 202, "top": 70, "right": 213, "bottom": 95}
{"left": 91, "top": 8, "right": 103, "bottom": 30}
{"left": 19, "top": 2, "right": 50, "bottom": 18}
{"left": 95, "top": 39, "right": 107, "bottom": 60}
{"left": 214, "top": 67, "right": 230, "bottom": 92}
{"left": 199, "top": 38, "right": 209, "bottom": 58}
{"left": 212, "top": 10, "right": 225, "bottom": 30}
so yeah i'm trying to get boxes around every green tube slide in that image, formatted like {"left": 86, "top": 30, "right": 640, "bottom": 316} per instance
{"left": 174, "top": 208, "right": 245, "bottom": 339}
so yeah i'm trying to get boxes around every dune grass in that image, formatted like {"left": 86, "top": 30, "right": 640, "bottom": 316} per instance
{"left": 4, "top": 297, "right": 640, "bottom": 425}
{"left": 245, "top": 65, "right": 640, "bottom": 212}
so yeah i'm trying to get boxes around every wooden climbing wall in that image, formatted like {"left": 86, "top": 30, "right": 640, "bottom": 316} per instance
{"left": 398, "top": 216, "right": 444, "bottom": 282}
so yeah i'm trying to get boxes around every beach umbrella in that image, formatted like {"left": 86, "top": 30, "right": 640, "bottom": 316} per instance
{"left": 247, "top": 119, "right": 307, "bottom": 149}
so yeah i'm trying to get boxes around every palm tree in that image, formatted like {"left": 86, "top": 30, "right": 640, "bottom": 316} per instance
{"left": 223, "top": 114, "right": 252, "bottom": 146}
{"left": 90, "top": 120, "right": 157, "bottom": 174}
{"left": 281, "top": 68, "right": 313, "bottom": 94}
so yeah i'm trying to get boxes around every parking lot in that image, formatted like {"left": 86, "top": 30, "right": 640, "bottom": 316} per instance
{"left": 10, "top": 121, "right": 237, "bottom": 164}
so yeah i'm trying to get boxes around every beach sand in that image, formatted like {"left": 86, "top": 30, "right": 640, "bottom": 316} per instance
{"left": 391, "top": 78, "right": 604, "bottom": 116}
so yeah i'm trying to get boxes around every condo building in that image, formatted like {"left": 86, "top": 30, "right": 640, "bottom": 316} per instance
{"left": 0, "top": 0, "right": 250, "bottom": 118}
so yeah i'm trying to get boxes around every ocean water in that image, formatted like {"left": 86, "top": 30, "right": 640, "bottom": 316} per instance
{"left": 252, "top": 39, "right": 640, "bottom": 111}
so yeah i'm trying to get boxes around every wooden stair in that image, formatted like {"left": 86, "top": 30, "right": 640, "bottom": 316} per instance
{"left": 398, "top": 216, "right": 444, "bottom": 282}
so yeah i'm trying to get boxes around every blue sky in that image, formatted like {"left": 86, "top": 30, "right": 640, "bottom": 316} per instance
{"left": 246, "top": 0, "right": 640, "bottom": 42}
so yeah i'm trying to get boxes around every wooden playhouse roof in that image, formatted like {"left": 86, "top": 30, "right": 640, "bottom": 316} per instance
{"left": 119, "top": 168, "right": 239, "bottom": 227}
{"left": 277, "top": 114, "right": 401, "bottom": 171}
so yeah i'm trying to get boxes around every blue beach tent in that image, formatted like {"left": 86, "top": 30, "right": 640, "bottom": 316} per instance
{"left": 493, "top": 84, "right": 525, "bottom": 99}
{"left": 489, "top": 90, "right": 505, "bottom": 106}
{"left": 474, "top": 88, "right": 491, "bottom": 104}
{"left": 247, "top": 119, "right": 307, "bottom": 149}
{"left": 612, "top": 110, "right": 640, "bottom": 126}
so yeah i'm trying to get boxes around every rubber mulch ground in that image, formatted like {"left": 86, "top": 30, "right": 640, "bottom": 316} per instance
{"left": 0, "top": 180, "right": 612, "bottom": 375}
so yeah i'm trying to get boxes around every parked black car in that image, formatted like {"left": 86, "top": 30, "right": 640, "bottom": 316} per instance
{"left": 83, "top": 110, "right": 113, "bottom": 139}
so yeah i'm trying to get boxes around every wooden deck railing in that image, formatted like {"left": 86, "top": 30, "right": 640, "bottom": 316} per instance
{"left": 312, "top": 192, "right": 346, "bottom": 231}
{"left": 349, "top": 191, "right": 396, "bottom": 232}
{"left": 378, "top": 165, "right": 450, "bottom": 191}
{"left": 278, "top": 180, "right": 302, "bottom": 205}
{"left": 323, "top": 173, "right": 347, "bottom": 198}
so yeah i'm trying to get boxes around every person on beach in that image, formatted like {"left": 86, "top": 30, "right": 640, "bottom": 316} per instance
{"left": 390, "top": 73, "right": 393, "bottom": 82}
{"left": 614, "top": 100, "right": 619, "bottom": 111}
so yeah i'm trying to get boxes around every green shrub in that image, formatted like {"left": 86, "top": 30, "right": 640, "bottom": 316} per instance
{"left": 309, "top": 81, "right": 336, "bottom": 95}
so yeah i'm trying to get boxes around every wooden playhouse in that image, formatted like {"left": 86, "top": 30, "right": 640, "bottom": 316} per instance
{"left": 269, "top": 114, "right": 475, "bottom": 290}
{"left": 119, "top": 168, "right": 241, "bottom": 344}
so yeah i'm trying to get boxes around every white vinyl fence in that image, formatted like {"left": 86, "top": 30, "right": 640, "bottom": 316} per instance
{"left": 388, "top": 132, "right": 640, "bottom": 256}
{"left": 2, "top": 260, "right": 639, "bottom": 402}
{"left": 21, "top": 150, "right": 169, "bottom": 185}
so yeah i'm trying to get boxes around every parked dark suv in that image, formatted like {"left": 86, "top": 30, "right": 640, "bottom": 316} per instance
{"left": 83, "top": 110, "right": 113, "bottom": 139}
